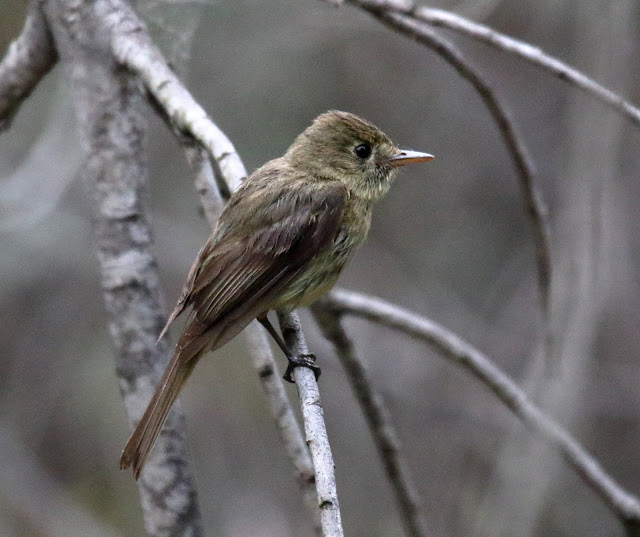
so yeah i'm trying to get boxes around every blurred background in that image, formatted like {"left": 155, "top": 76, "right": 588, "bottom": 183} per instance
{"left": 1, "top": 0, "right": 640, "bottom": 536}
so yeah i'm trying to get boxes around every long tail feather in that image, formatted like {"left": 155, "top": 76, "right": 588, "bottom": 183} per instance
{"left": 120, "top": 351, "right": 197, "bottom": 479}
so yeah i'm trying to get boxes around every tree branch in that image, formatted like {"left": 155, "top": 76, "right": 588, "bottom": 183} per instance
{"left": 334, "top": 0, "right": 551, "bottom": 328}
{"left": 344, "top": 0, "right": 640, "bottom": 128}
{"left": 43, "top": 1, "right": 203, "bottom": 535}
{"left": 107, "top": 9, "right": 246, "bottom": 191}
{"left": 320, "top": 288, "right": 640, "bottom": 535}
{"left": 0, "top": 0, "right": 57, "bottom": 131}
{"left": 312, "top": 305, "right": 426, "bottom": 537}
{"left": 278, "top": 312, "right": 344, "bottom": 537}
{"left": 243, "top": 324, "right": 322, "bottom": 534}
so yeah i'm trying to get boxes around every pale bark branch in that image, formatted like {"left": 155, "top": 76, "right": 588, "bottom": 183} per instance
{"left": 320, "top": 289, "right": 640, "bottom": 535}
{"left": 312, "top": 306, "right": 426, "bottom": 537}
{"left": 0, "top": 0, "right": 57, "bottom": 131}
{"left": 104, "top": 3, "right": 341, "bottom": 533}
{"left": 343, "top": 0, "right": 640, "bottom": 129}
{"left": 43, "top": 1, "right": 203, "bottom": 535}
{"left": 107, "top": 10, "right": 246, "bottom": 191}
{"left": 278, "top": 312, "right": 344, "bottom": 537}
{"left": 334, "top": 0, "right": 551, "bottom": 329}
{"left": 243, "top": 325, "right": 322, "bottom": 534}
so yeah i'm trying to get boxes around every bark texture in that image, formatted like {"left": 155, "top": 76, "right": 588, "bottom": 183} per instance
{"left": 42, "top": 1, "right": 203, "bottom": 535}
{"left": 0, "top": 0, "right": 57, "bottom": 130}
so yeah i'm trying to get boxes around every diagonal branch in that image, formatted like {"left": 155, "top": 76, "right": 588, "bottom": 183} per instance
{"left": 320, "top": 288, "right": 640, "bottom": 535}
{"left": 344, "top": 0, "right": 640, "bottom": 128}
{"left": 243, "top": 324, "right": 322, "bottom": 534}
{"left": 312, "top": 305, "right": 427, "bottom": 537}
{"left": 107, "top": 8, "right": 247, "bottom": 191}
{"left": 0, "top": 0, "right": 57, "bottom": 131}
{"left": 336, "top": 0, "right": 551, "bottom": 330}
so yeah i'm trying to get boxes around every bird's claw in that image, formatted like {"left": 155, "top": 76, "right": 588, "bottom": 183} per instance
{"left": 283, "top": 353, "right": 321, "bottom": 383}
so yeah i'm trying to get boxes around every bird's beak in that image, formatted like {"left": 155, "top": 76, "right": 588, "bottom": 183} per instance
{"left": 389, "top": 150, "right": 435, "bottom": 168}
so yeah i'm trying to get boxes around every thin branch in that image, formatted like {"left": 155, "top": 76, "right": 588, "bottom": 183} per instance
{"left": 0, "top": 0, "right": 57, "bottom": 131}
{"left": 105, "top": 4, "right": 341, "bottom": 533}
{"left": 345, "top": 0, "right": 640, "bottom": 129}
{"left": 183, "top": 143, "right": 226, "bottom": 225}
{"left": 244, "top": 325, "right": 322, "bottom": 534}
{"left": 278, "top": 312, "right": 344, "bottom": 537}
{"left": 312, "top": 305, "right": 426, "bottom": 537}
{"left": 320, "top": 289, "right": 640, "bottom": 535}
{"left": 339, "top": 0, "right": 551, "bottom": 330}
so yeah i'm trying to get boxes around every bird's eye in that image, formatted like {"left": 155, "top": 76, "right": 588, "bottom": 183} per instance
{"left": 354, "top": 143, "right": 372, "bottom": 159}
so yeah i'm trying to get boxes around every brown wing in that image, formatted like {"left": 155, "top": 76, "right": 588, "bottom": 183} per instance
{"left": 122, "top": 174, "right": 347, "bottom": 478}
{"left": 159, "top": 174, "right": 348, "bottom": 349}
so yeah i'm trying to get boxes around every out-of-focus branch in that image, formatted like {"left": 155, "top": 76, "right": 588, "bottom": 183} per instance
{"left": 43, "top": 1, "right": 203, "bottom": 535}
{"left": 333, "top": 0, "right": 551, "bottom": 327}
{"left": 342, "top": 0, "right": 640, "bottom": 129}
{"left": 312, "top": 305, "right": 426, "bottom": 537}
{"left": 321, "top": 289, "right": 640, "bottom": 535}
{"left": 106, "top": 3, "right": 338, "bottom": 532}
{"left": 0, "top": 0, "right": 57, "bottom": 131}
{"left": 278, "top": 312, "right": 344, "bottom": 537}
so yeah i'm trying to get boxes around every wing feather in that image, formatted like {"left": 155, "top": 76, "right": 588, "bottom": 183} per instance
{"left": 160, "top": 174, "right": 347, "bottom": 346}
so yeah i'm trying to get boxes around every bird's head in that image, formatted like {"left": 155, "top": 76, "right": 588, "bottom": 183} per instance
{"left": 285, "top": 110, "right": 434, "bottom": 201}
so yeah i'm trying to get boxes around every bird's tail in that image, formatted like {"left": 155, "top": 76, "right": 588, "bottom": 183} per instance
{"left": 120, "top": 348, "right": 198, "bottom": 480}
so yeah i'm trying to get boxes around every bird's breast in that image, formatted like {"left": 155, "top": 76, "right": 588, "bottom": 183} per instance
{"left": 271, "top": 199, "right": 372, "bottom": 312}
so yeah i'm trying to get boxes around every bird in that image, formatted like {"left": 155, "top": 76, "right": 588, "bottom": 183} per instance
{"left": 120, "top": 110, "right": 434, "bottom": 478}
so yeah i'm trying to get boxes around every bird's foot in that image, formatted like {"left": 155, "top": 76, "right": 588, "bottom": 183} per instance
{"left": 283, "top": 353, "right": 321, "bottom": 383}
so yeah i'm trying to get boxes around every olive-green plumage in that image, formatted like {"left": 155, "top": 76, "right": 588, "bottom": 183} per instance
{"left": 120, "top": 111, "right": 433, "bottom": 478}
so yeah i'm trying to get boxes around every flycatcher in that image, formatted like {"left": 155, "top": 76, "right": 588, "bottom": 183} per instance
{"left": 120, "top": 110, "right": 434, "bottom": 478}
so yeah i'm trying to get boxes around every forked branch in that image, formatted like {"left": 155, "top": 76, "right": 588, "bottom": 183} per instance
{"left": 346, "top": 0, "right": 640, "bottom": 128}
{"left": 312, "top": 306, "right": 426, "bottom": 537}
{"left": 320, "top": 289, "right": 640, "bottom": 535}
{"left": 329, "top": 0, "right": 551, "bottom": 327}
{"left": 0, "top": 0, "right": 57, "bottom": 131}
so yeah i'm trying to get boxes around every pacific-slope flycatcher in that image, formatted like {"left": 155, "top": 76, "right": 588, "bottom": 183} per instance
{"left": 120, "top": 110, "right": 434, "bottom": 478}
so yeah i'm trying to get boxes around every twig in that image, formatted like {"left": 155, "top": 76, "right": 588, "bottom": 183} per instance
{"left": 244, "top": 325, "right": 322, "bottom": 534}
{"left": 43, "top": 1, "right": 204, "bottom": 535}
{"left": 0, "top": 0, "right": 57, "bottom": 131}
{"left": 312, "top": 305, "right": 426, "bottom": 537}
{"left": 321, "top": 288, "right": 640, "bottom": 535}
{"left": 346, "top": 0, "right": 640, "bottom": 128}
{"left": 182, "top": 142, "right": 321, "bottom": 533}
{"left": 107, "top": 3, "right": 339, "bottom": 532}
{"left": 339, "top": 0, "right": 551, "bottom": 331}
{"left": 278, "top": 312, "right": 344, "bottom": 537}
